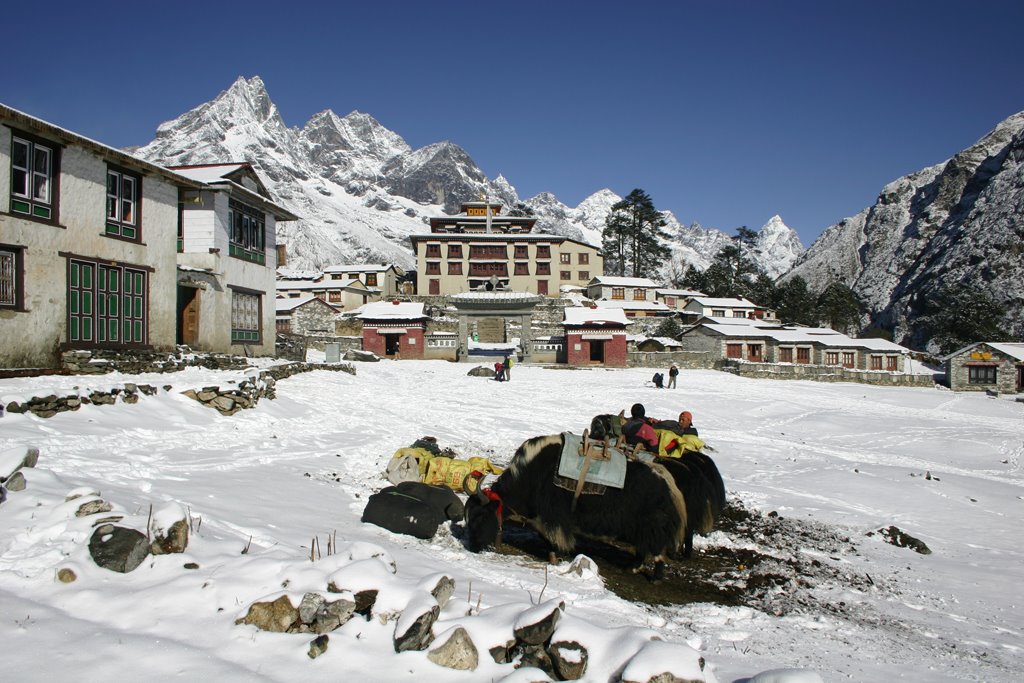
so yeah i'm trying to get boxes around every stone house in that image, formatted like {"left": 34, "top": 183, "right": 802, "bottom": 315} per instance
{"left": 680, "top": 318, "right": 908, "bottom": 372}
{"left": 655, "top": 288, "right": 705, "bottom": 311}
{"left": 322, "top": 263, "right": 404, "bottom": 299}
{"left": 170, "top": 163, "right": 298, "bottom": 356}
{"left": 594, "top": 298, "right": 672, "bottom": 318}
{"left": 681, "top": 296, "right": 772, "bottom": 322}
{"left": 563, "top": 306, "right": 629, "bottom": 368}
{"left": 275, "top": 296, "right": 340, "bottom": 336}
{"left": 941, "top": 342, "right": 1024, "bottom": 393}
{"left": 585, "top": 276, "right": 660, "bottom": 304}
{"left": 357, "top": 300, "right": 429, "bottom": 359}
{"left": 0, "top": 103, "right": 201, "bottom": 369}
{"left": 276, "top": 275, "right": 371, "bottom": 311}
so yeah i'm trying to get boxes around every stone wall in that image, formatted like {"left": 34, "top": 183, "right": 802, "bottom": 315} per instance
{"left": 61, "top": 348, "right": 251, "bottom": 375}
{"left": 723, "top": 360, "right": 937, "bottom": 387}
{"left": 5, "top": 360, "right": 357, "bottom": 418}
{"left": 628, "top": 350, "right": 715, "bottom": 369}
{"left": 275, "top": 333, "right": 307, "bottom": 362}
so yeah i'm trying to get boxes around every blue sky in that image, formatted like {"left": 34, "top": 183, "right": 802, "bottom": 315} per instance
{"left": 4, "top": 1, "right": 1022, "bottom": 245}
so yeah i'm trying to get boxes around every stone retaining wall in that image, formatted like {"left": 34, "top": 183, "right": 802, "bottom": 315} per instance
{"left": 61, "top": 348, "right": 251, "bottom": 375}
{"left": 4, "top": 361, "right": 356, "bottom": 418}
{"left": 722, "top": 360, "right": 937, "bottom": 387}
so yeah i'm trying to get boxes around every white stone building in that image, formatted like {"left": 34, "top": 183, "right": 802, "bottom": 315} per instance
{"left": 0, "top": 104, "right": 201, "bottom": 369}
{"left": 170, "top": 163, "right": 298, "bottom": 355}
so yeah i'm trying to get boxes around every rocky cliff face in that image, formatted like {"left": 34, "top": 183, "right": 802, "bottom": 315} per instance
{"left": 784, "top": 112, "right": 1024, "bottom": 348}
{"left": 133, "top": 76, "right": 804, "bottom": 275}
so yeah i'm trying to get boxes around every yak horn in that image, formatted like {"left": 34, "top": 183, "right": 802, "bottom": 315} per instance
{"left": 463, "top": 471, "right": 489, "bottom": 503}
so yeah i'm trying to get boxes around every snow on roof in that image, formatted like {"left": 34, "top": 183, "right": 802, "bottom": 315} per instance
{"left": 276, "top": 279, "right": 362, "bottom": 291}
{"left": 692, "top": 321, "right": 911, "bottom": 351}
{"left": 276, "top": 296, "right": 314, "bottom": 312}
{"left": 589, "top": 276, "right": 659, "bottom": 288}
{"left": 450, "top": 291, "right": 543, "bottom": 303}
{"left": 639, "top": 337, "right": 684, "bottom": 347}
{"left": 941, "top": 341, "right": 1024, "bottom": 362}
{"left": 594, "top": 300, "right": 670, "bottom": 311}
{"left": 356, "top": 301, "right": 427, "bottom": 320}
{"left": 564, "top": 307, "right": 629, "bottom": 326}
{"left": 656, "top": 288, "right": 705, "bottom": 297}
{"left": 689, "top": 296, "right": 756, "bottom": 308}
{"left": 168, "top": 164, "right": 248, "bottom": 183}
{"left": 988, "top": 342, "right": 1024, "bottom": 361}
{"left": 323, "top": 263, "right": 394, "bottom": 273}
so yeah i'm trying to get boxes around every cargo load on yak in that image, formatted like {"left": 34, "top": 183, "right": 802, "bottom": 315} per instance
{"left": 384, "top": 437, "right": 503, "bottom": 491}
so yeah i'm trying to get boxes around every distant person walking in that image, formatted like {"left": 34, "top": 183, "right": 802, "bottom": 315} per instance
{"left": 667, "top": 364, "right": 679, "bottom": 389}
{"left": 503, "top": 355, "right": 513, "bottom": 381}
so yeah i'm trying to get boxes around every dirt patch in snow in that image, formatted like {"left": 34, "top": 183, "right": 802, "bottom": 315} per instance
{"left": 479, "top": 498, "right": 874, "bottom": 615}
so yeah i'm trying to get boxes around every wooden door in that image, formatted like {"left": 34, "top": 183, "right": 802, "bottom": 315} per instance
{"left": 178, "top": 286, "right": 200, "bottom": 346}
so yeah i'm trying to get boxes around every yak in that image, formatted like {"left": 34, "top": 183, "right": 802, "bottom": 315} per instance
{"left": 463, "top": 433, "right": 687, "bottom": 580}
{"left": 589, "top": 413, "right": 727, "bottom": 558}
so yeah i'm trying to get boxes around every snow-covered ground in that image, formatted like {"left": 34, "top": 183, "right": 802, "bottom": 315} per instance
{"left": 1, "top": 359, "right": 1021, "bottom": 682}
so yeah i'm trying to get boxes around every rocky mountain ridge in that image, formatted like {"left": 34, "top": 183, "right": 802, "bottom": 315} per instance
{"left": 784, "top": 111, "right": 1024, "bottom": 348}
{"left": 133, "top": 76, "right": 804, "bottom": 277}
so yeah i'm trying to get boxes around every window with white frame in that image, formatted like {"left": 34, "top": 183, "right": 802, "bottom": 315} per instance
{"left": 105, "top": 167, "right": 140, "bottom": 240}
{"left": 231, "top": 290, "right": 262, "bottom": 343}
{"left": 10, "top": 133, "right": 58, "bottom": 222}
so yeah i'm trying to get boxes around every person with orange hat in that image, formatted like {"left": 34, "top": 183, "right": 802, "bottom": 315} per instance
{"left": 677, "top": 411, "right": 699, "bottom": 436}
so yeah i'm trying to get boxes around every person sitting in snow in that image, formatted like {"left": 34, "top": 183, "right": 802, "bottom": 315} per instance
{"left": 652, "top": 372, "right": 664, "bottom": 389}
{"left": 494, "top": 361, "right": 505, "bottom": 381}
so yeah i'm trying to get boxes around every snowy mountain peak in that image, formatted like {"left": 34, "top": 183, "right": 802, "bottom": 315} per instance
{"left": 135, "top": 75, "right": 807, "bottom": 275}
{"left": 752, "top": 216, "right": 804, "bottom": 279}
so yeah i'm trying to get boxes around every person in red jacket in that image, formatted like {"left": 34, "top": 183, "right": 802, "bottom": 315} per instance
{"left": 622, "top": 403, "right": 659, "bottom": 451}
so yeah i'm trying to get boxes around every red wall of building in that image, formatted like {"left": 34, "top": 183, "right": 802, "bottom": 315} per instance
{"left": 566, "top": 330, "right": 627, "bottom": 367}
{"left": 361, "top": 325, "right": 425, "bottom": 359}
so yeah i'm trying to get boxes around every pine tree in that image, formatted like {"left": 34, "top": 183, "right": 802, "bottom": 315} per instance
{"left": 654, "top": 316, "right": 683, "bottom": 339}
{"left": 773, "top": 276, "right": 818, "bottom": 326}
{"left": 816, "top": 282, "right": 863, "bottom": 334}
{"left": 602, "top": 189, "right": 671, "bottom": 278}
{"left": 914, "top": 284, "right": 1011, "bottom": 354}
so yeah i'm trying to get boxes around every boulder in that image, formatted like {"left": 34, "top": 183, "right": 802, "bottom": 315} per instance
{"left": 619, "top": 641, "right": 707, "bottom": 683}
{"left": 394, "top": 598, "right": 439, "bottom": 652}
{"left": 0, "top": 445, "right": 39, "bottom": 482}
{"left": 427, "top": 626, "right": 479, "bottom": 671}
{"left": 308, "top": 635, "right": 329, "bottom": 659}
{"left": 75, "top": 499, "right": 113, "bottom": 516}
{"left": 57, "top": 568, "right": 77, "bottom": 583}
{"left": 235, "top": 595, "right": 299, "bottom": 633}
{"left": 149, "top": 504, "right": 189, "bottom": 554}
{"left": 548, "top": 640, "right": 588, "bottom": 680}
{"left": 5, "top": 471, "right": 26, "bottom": 492}
{"left": 513, "top": 601, "right": 564, "bottom": 645}
{"left": 344, "top": 349, "right": 380, "bottom": 362}
{"left": 88, "top": 525, "right": 150, "bottom": 573}
{"left": 468, "top": 365, "right": 496, "bottom": 378}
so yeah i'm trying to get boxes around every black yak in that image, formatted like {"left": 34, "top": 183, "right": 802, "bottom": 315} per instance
{"left": 463, "top": 433, "right": 687, "bottom": 580}
{"left": 654, "top": 454, "right": 726, "bottom": 557}
{"left": 589, "top": 412, "right": 726, "bottom": 558}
